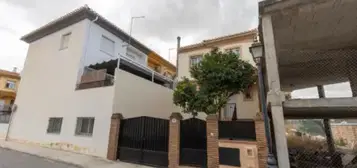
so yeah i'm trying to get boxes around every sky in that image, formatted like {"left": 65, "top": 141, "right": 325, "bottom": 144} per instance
{"left": 0, "top": 0, "right": 351, "bottom": 98}
{"left": 0, "top": 0, "right": 259, "bottom": 72}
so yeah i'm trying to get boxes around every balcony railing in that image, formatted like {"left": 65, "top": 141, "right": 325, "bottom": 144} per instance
{"left": 0, "top": 104, "right": 12, "bottom": 112}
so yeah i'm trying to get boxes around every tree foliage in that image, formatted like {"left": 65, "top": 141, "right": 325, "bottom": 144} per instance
{"left": 173, "top": 48, "right": 256, "bottom": 116}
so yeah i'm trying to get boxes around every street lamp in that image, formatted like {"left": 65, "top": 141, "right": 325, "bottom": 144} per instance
{"left": 249, "top": 42, "right": 278, "bottom": 168}
{"left": 128, "top": 16, "right": 145, "bottom": 46}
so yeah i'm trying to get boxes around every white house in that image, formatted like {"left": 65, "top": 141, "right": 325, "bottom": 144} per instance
{"left": 7, "top": 6, "right": 179, "bottom": 158}
{"left": 177, "top": 29, "right": 260, "bottom": 120}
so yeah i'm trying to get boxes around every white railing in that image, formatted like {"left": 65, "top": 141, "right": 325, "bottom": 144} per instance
{"left": 118, "top": 53, "right": 174, "bottom": 83}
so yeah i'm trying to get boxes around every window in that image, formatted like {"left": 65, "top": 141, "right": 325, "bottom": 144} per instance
{"left": 222, "top": 103, "right": 236, "bottom": 120}
{"left": 244, "top": 86, "right": 253, "bottom": 100}
{"left": 0, "top": 113, "right": 10, "bottom": 123}
{"left": 47, "top": 117, "right": 63, "bottom": 134}
{"left": 227, "top": 47, "right": 240, "bottom": 55}
{"left": 100, "top": 36, "right": 115, "bottom": 56}
{"left": 60, "top": 33, "right": 71, "bottom": 49}
{"left": 75, "top": 117, "right": 95, "bottom": 136}
{"left": 5, "top": 81, "right": 16, "bottom": 89}
{"left": 190, "top": 55, "right": 203, "bottom": 67}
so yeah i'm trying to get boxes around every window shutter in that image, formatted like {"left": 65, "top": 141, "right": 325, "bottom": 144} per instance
{"left": 89, "top": 118, "right": 95, "bottom": 134}
{"left": 75, "top": 118, "right": 82, "bottom": 134}
{"left": 100, "top": 36, "right": 115, "bottom": 55}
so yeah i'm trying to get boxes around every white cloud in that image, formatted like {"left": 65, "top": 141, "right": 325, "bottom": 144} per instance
{"left": 0, "top": 2, "right": 35, "bottom": 71}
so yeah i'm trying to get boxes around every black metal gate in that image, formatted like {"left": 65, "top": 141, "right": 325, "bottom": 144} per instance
{"left": 117, "top": 116, "right": 169, "bottom": 167}
{"left": 180, "top": 118, "right": 207, "bottom": 167}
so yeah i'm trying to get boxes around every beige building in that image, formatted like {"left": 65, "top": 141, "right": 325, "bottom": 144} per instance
{"left": 177, "top": 29, "right": 260, "bottom": 120}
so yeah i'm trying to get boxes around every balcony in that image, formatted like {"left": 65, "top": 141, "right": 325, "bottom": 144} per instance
{"left": 76, "top": 55, "right": 174, "bottom": 90}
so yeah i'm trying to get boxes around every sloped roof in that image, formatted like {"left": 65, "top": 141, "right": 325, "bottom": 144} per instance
{"left": 179, "top": 29, "right": 257, "bottom": 53}
{"left": 0, "top": 69, "right": 20, "bottom": 79}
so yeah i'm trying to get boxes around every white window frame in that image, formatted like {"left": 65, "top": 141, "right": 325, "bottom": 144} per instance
{"left": 221, "top": 103, "right": 236, "bottom": 120}
{"left": 75, "top": 117, "right": 95, "bottom": 136}
{"left": 60, "top": 33, "right": 71, "bottom": 50}
{"left": 5, "top": 81, "right": 16, "bottom": 90}
{"left": 100, "top": 35, "right": 115, "bottom": 56}
{"left": 226, "top": 47, "right": 241, "bottom": 56}
{"left": 190, "top": 55, "right": 203, "bottom": 67}
{"left": 46, "top": 117, "right": 63, "bottom": 134}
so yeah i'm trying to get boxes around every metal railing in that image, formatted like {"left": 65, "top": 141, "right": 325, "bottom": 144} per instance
{"left": 0, "top": 104, "right": 12, "bottom": 112}
{"left": 118, "top": 53, "right": 174, "bottom": 83}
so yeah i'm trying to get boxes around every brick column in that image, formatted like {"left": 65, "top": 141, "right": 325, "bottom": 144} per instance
{"left": 107, "top": 113, "right": 123, "bottom": 160}
{"left": 206, "top": 114, "right": 219, "bottom": 168}
{"left": 254, "top": 112, "right": 268, "bottom": 168}
{"left": 169, "top": 112, "right": 182, "bottom": 168}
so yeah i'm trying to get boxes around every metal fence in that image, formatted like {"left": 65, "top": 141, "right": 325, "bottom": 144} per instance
{"left": 219, "top": 120, "right": 256, "bottom": 140}
{"left": 285, "top": 119, "right": 357, "bottom": 168}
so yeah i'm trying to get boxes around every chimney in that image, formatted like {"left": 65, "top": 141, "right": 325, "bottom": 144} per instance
{"left": 176, "top": 36, "right": 181, "bottom": 77}
{"left": 12, "top": 67, "right": 17, "bottom": 73}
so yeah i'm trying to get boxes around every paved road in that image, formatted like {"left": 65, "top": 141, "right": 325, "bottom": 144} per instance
{"left": 0, "top": 148, "right": 80, "bottom": 168}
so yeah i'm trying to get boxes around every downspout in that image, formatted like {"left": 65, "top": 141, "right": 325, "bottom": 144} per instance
{"left": 176, "top": 36, "right": 181, "bottom": 79}
{"left": 78, "top": 15, "right": 99, "bottom": 84}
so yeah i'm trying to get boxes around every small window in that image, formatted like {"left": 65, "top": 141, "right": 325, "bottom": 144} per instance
{"left": 244, "top": 86, "right": 253, "bottom": 101}
{"left": 75, "top": 117, "right": 95, "bottom": 136}
{"left": 227, "top": 47, "right": 240, "bottom": 55}
{"left": 190, "top": 55, "right": 203, "bottom": 67}
{"left": 47, "top": 117, "right": 63, "bottom": 134}
{"left": 100, "top": 36, "right": 115, "bottom": 56}
{"left": 5, "top": 81, "right": 16, "bottom": 89}
{"left": 222, "top": 103, "right": 236, "bottom": 120}
{"left": 0, "top": 113, "right": 10, "bottom": 123}
{"left": 60, "top": 33, "right": 71, "bottom": 49}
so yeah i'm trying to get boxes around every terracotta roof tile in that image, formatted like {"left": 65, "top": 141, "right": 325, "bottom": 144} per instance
{"left": 0, "top": 69, "right": 20, "bottom": 78}
{"left": 179, "top": 29, "right": 257, "bottom": 52}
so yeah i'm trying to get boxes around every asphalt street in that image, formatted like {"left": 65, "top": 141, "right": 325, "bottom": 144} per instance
{"left": 0, "top": 147, "right": 80, "bottom": 168}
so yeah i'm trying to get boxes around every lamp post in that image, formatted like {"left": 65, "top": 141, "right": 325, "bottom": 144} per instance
{"left": 249, "top": 42, "right": 278, "bottom": 168}
{"left": 128, "top": 16, "right": 145, "bottom": 46}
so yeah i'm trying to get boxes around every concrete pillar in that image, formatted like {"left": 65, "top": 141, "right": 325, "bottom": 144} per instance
{"left": 262, "top": 14, "right": 290, "bottom": 168}
{"left": 206, "top": 114, "right": 219, "bottom": 168}
{"left": 254, "top": 112, "right": 268, "bottom": 168}
{"left": 347, "top": 61, "right": 357, "bottom": 97}
{"left": 107, "top": 113, "right": 123, "bottom": 160}
{"left": 169, "top": 112, "right": 182, "bottom": 168}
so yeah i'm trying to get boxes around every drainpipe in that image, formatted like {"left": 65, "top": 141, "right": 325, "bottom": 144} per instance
{"left": 176, "top": 36, "right": 181, "bottom": 79}
{"left": 79, "top": 15, "right": 99, "bottom": 84}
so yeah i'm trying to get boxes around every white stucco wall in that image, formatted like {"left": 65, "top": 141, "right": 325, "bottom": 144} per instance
{"left": 0, "top": 123, "right": 8, "bottom": 139}
{"left": 82, "top": 22, "right": 127, "bottom": 67}
{"left": 9, "top": 19, "right": 115, "bottom": 157}
{"left": 113, "top": 69, "right": 180, "bottom": 119}
{"left": 177, "top": 40, "right": 259, "bottom": 119}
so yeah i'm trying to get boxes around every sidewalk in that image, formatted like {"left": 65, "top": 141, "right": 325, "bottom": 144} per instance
{"left": 0, "top": 140, "right": 152, "bottom": 168}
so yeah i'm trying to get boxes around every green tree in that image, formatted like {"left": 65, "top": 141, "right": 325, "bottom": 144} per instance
{"left": 173, "top": 48, "right": 256, "bottom": 116}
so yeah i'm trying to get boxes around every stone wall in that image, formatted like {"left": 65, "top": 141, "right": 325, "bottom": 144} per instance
{"left": 331, "top": 124, "right": 357, "bottom": 149}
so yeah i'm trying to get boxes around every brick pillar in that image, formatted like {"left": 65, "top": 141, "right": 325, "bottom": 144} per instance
{"left": 107, "top": 113, "right": 123, "bottom": 160}
{"left": 254, "top": 112, "right": 268, "bottom": 168}
{"left": 207, "top": 114, "right": 219, "bottom": 168}
{"left": 169, "top": 112, "right": 182, "bottom": 168}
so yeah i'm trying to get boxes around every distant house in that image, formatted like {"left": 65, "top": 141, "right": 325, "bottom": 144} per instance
{"left": 177, "top": 29, "right": 260, "bottom": 120}
{"left": 7, "top": 6, "right": 178, "bottom": 158}
{"left": 0, "top": 68, "right": 20, "bottom": 113}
